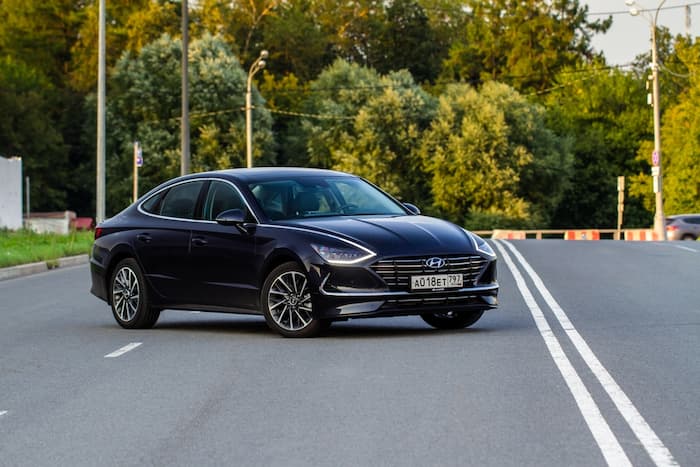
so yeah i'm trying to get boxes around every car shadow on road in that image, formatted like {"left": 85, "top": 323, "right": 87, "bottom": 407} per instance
{"left": 145, "top": 312, "right": 500, "bottom": 339}
{"left": 91, "top": 309, "right": 524, "bottom": 339}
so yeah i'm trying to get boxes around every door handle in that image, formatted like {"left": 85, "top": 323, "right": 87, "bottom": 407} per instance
{"left": 136, "top": 233, "right": 152, "bottom": 243}
{"left": 191, "top": 237, "right": 208, "bottom": 247}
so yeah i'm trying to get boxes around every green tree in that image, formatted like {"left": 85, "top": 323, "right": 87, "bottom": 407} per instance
{"left": 420, "top": 82, "right": 569, "bottom": 228}
{"left": 298, "top": 61, "right": 434, "bottom": 201}
{"left": 441, "top": 0, "right": 611, "bottom": 93}
{"left": 480, "top": 82, "right": 573, "bottom": 226}
{"left": 260, "top": 0, "right": 333, "bottom": 82}
{"left": 69, "top": 0, "right": 180, "bottom": 93}
{"left": 630, "top": 39, "right": 700, "bottom": 215}
{"left": 331, "top": 70, "right": 436, "bottom": 202}
{"left": 0, "top": 0, "right": 83, "bottom": 86}
{"left": 196, "top": 0, "right": 280, "bottom": 65}
{"left": 104, "top": 33, "right": 274, "bottom": 214}
{"left": 546, "top": 64, "right": 651, "bottom": 228}
{"left": 0, "top": 57, "right": 69, "bottom": 211}
{"left": 377, "top": 0, "right": 443, "bottom": 83}
{"left": 300, "top": 59, "right": 385, "bottom": 168}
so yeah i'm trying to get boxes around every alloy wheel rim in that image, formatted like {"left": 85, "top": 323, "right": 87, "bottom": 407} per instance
{"left": 113, "top": 267, "right": 140, "bottom": 322}
{"left": 268, "top": 271, "right": 313, "bottom": 331}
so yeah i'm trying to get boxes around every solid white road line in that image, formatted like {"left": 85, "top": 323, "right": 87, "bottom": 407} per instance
{"left": 654, "top": 242, "right": 699, "bottom": 253}
{"left": 500, "top": 240, "right": 678, "bottom": 467}
{"left": 672, "top": 245, "right": 698, "bottom": 253}
{"left": 493, "top": 241, "right": 631, "bottom": 467}
{"left": 104, "top": 342, "right": 142, "bottom": 358}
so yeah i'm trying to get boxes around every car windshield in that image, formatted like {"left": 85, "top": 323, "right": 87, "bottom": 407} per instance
{"left": 248, "top": 176, "right": 407, "bottom": 220}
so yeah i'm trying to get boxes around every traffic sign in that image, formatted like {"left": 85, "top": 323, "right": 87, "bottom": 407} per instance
{"left": 134, "top": 142, "right": 143, "bottom": 167}
{"left": 651, "top": 150, "right": 659, "bottom": 166}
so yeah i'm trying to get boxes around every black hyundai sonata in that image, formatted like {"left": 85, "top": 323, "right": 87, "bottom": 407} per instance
{"left": 90, "top": 168, "right": 498, "bottom": 337}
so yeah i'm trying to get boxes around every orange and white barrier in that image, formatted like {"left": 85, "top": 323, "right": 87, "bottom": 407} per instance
{"left": 491, "top": 229, "right": 527, "bottom": 240}
{"left": 564, "top": 230, "right": 600, "bottom": 240}
{"left": 624, "top": 229, "right": 660, "bottom": 241}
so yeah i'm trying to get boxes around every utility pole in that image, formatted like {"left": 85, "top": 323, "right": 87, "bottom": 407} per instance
{"left": 96, "top": 0, "right": 106, "bottom": 223}
{"left": 650, "top": 18, "right": 667, "bottom": 240}
{"left": 181, "top": 0, "right": 190, "bottom": 176}
{"left": 627, "top": 0, "right": 667, "bottom": 240}
{"left": 617, "top": 176, "right": 625, "bottom": 240}
{"left": 133, "top": 141, "right": 142, "bottom": 203}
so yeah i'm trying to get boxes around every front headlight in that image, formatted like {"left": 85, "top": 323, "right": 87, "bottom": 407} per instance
{"left": 311, "top": 243, "right": 376, "bottom": 265}
{"left": 463, "top": 229, "right": 496, "bottom": 258}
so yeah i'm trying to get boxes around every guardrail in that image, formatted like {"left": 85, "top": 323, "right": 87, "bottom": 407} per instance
{"left": 473, "top": 229, "right": 661, "bottom": 241}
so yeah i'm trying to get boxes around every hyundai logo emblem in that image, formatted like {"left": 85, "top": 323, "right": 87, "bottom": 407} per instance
{"left": 425, "top": 257, "right": 446, "bottom": 269}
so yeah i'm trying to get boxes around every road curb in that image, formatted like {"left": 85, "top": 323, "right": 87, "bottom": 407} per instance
{"left": 0, "top": 254, "right": 90, "bottom": 282}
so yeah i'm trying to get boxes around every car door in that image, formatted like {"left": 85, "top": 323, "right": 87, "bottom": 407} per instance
{"left": 688, "top": 216, "right": 700, "bottom": 238}
{"left": 135, "top": 180, "right": 206, "bottom": 303}
{"left": 187, "top": 180, "right": 260, "bottom": 310}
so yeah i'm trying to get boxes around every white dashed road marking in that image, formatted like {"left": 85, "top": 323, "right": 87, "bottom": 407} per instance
{"left": 497, "top": 240, "right": 678, "bottom": 467}
{"left": 104, "top": 342, "right": 142, "bottom": 358}
{"left": 0, "top": 411, "right": 7, "bottom": 418}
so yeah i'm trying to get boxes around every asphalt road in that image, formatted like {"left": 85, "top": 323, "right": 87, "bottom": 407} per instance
{"left": 0, "top": 240, "right": 698, "bottom": 466}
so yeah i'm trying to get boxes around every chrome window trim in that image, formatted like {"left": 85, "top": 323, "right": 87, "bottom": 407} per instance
{"left": 137, "top": 177, "right": 261, "bottom": 224}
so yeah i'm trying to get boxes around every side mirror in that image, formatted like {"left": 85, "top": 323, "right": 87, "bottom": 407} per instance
{"left": 215, "top": 209, "right": 255, "bottom": 234}
{"left": 403, "top": 203, "right": 421, "bottom": 215}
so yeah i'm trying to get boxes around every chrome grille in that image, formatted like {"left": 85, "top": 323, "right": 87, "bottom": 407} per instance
{"left": 370, "top": 255, "right": 488, "bottom": 291}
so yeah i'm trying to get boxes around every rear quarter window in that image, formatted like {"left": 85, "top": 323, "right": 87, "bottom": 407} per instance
{"left": 141, "top": 190, "right": 166, "bottom": 214}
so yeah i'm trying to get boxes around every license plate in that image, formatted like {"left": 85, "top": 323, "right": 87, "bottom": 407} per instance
{"left": 411, "top": 274, "right": 463, "bottom": 290}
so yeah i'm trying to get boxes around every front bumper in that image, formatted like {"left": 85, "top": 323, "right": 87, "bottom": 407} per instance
{"left": 310, "top": 253, "right": 498, "bottom": 319}
{"left": 314, "top": 283, "right": 498, "bottom": 319}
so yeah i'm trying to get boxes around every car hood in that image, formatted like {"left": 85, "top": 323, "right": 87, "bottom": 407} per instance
{"left": 284, "top": 215, "right": 477, "bottom": 257}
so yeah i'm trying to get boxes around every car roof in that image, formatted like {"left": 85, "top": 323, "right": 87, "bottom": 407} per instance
{"left": 667, "top": 213, "right": 700, "bottom": 219}
{"left": 182, "top": 167, "right": 354, "bottom": 184}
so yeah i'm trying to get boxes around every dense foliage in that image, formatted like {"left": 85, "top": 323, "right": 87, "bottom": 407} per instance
{"left": 1, "top": 0, "right": 698, "bottom": 227}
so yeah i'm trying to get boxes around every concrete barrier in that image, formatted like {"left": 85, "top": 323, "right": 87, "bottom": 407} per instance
{"left": 25, "top": 211, "right": 76, "bottom": 234}
{"left": 491, "top": 229, "right": 527, "bottom": 240}
{"left": 624, "top": 229, "right": 660, "bottom": 241}
{"left": 564, "top": 229, "right": 600, "bottom": 240}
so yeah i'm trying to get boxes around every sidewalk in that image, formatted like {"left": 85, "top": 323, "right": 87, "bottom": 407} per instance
{"left": 0, "top": 255, "right": 90, "bottom": 281}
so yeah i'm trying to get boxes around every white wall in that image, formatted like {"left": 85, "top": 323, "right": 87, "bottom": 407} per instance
{"left": 0, "top": 157, "right": 23, "bottom": 230}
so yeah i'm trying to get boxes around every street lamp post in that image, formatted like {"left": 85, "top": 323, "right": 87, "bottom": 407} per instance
{"left": 245, "top": 50, "right": 268, "bottom": 169}
{"left": 626, "top": 0, "right": 667, "bottom": 240}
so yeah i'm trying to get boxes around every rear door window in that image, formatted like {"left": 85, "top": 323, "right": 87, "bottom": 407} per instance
{"left": 158, "top": 181, "right": 206, "bottom": 219}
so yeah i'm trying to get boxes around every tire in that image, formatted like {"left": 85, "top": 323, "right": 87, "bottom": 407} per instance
{"left": 110, "top": 258, "right": 160, "bottom": 329}
{"left": 421, "top": 310, "right": 484, "bottom": 330}
{"left": 261, "top": 262, "right": 321, "bottom": 338}
{"left": 681, "top": 234, "right": 696, "bottom": 241}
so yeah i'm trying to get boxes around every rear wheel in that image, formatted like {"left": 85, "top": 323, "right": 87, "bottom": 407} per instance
{"left": 110, "top": 258, "right": 160, "bottom": 329}
{"left": 262, "top": 262, "right": 322, "bottom": 338}
{"left": 681, "top": 234, "right": 696, "bottom": 241}
{"left": 421, "top": 310, "right": 484, "bottom": 330}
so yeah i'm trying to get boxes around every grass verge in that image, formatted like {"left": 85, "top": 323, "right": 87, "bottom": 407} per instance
{"left": 0, "top": 229, "right": 93, "bottom": 268}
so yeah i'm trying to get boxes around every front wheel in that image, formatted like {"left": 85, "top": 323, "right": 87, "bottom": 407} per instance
{"left": 110, "top": 258, "right": 160, "bottom": 329}
{"left": 261, "top": 262, "right": 322, "bottom": 338}
{"left": 421, "top": 310, "right": 484, "bottom": 330}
